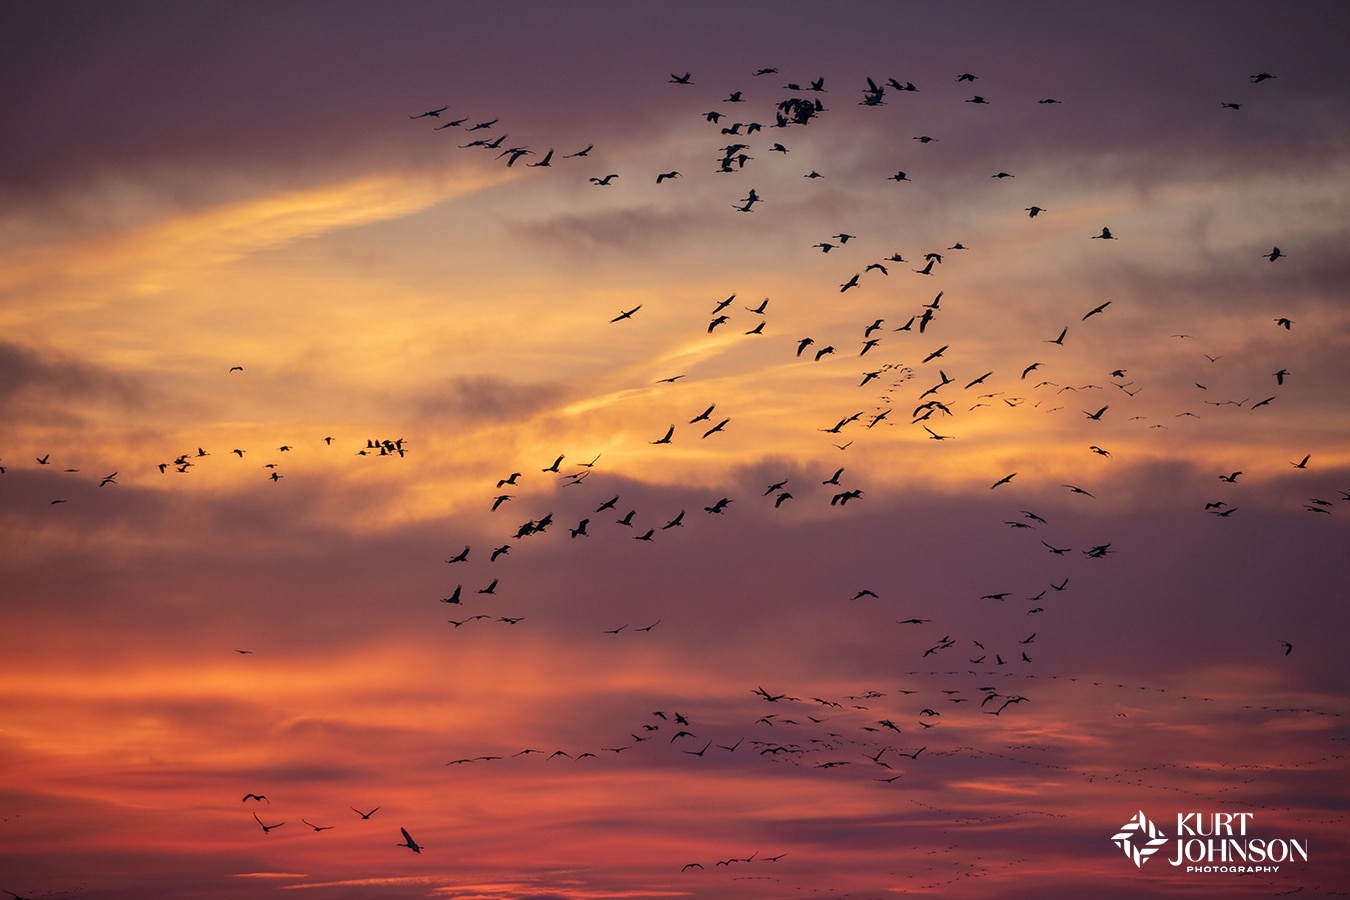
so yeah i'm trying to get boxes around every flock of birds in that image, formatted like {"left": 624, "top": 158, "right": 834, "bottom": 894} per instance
{"left": 8, "top": 57, "right": 1345, "bottom": 897}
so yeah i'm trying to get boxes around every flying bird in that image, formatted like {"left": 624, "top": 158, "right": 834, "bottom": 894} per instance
{"left": 253, "top": 812, "right": 284, "bottom": 833}
{"left": 397, "top": 827, "right": 423, "bottom": 853}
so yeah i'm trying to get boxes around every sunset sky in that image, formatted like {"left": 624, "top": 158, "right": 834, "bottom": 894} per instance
{"left": 3, "top": 2, "right": 1349, "bottom": 898}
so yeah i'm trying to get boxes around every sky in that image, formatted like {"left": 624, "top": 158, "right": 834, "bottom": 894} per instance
{"left": 2, "top": 1, "right": 1349, "bottom": 897}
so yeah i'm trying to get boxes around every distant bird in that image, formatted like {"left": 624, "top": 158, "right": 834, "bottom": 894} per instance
{"left": 542, "top": 454, "right": 564, "bottom": 472}
{"left": 590, "top": 174, "right": 618, "bottom": 185}
{"left": 656, "top": 171, "right": 681, "bottom": 183}
{"left": 410, "top": 106, "right": 449, "bottom": 119}
{"left": 302, "top": 819, "right": 333, "bottom": 832}
{"left": 253, "top": 812, "right": 284, "bottom": 833}
{"left": 1045, "top": 327, "right": 1067, "bottom": 345}
{"left": 1274, "top": 317, "right": 1293, "bottom": 330}
{"left": 1025, "top": 206, "right": 1045, "bottom": 218}
{"left": 242, "top": 793, "right": 268, "bottom": 803}
{"left": 397, "top": 827, "right": 422, "bottom": 853}
{"left": 1251, "top": 72, "right": 1276, "bottom": 83}
{"left": 1091, "top": 227, "right": 1117, "bottom": 240}
{"left": 990, "top": 473, "right": 1016, "bottom": 490}
{"left": 1264, "top": 247, "right": 1283, "bottom": 261}
{"left": 702, "top": 418, "right": 730, "bottom": 438}
{"left": 563, "top": 145, "right": 593, "bottom": 158}
{"left": 611, "top": 305, "right": 642, "bottom": 322}
{"left": 351, "top": 806, "right": 379, "bottom": 819}
{"left": 1221, "top": 102, "right": 1242, "bottom": 110}
{"left": 1082, "top": 300, "right": 1112, "bottom": 320}
{"left": 651, "top": 425, "right": 675, "bottom": 444}
{"left": 1291, "top": 454, "right": 1310, "bottom": 469}
{"left": 1279, "top": 640, "right": 1293, "bottom": 655}
{"left": 669, "top": 72, "right": 692, "bottom": 84}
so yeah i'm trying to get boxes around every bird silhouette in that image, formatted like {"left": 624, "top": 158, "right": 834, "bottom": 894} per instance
{"left": 253, "top": 812, "right": 284, "bottom": 833}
